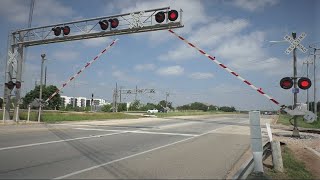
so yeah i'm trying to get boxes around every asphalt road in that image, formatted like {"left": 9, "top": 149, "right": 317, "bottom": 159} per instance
{"left": 0, "top": 114, "right": 254, "bottom": 179}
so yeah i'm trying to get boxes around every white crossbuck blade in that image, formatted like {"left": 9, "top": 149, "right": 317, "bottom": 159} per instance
{"left": 284, "top": 32, "right": 308, "bottom": 54}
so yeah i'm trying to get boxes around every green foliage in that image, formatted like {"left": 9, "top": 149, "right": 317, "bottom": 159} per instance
{"left": 282, "top": 147, "right": 314, "bottom": 179}
{"left": 219, "top": 106, "right": 236, "bottom": 112}
{"left": 277, "top": 114, "right": 320, "bottom": 129}
{"left": 129, "top": 100, "right": 141, "bottom": 111}
{"left": 101, "top": 104, "right": 112, "bottom": 112}
{"left": 0, "top": 97, "right": 3, "bottom": 109}
{"left": 177, "top": 102, "right": 209, "bottom": 111}
{"left": 139, "top": 103, "right": 157, "bottom": 111}
{"left": 117, "top": 103, "right": 127, "bottom": 112}
{"left": 22, "top": 85, "right": 62, "bottom": 110}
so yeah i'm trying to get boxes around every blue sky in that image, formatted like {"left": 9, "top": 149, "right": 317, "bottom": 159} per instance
{"left": 0, "top": 0, "right": 319, "bottom": 110}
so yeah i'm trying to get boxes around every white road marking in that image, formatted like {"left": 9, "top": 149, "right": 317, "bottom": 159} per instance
{"left": 53, "top": 121, "right": 247, "bottom": 179}
{"left": 0, "top": 132, "right": 127, "bottom": 151}
{"left": 74, "top": 127, "right": 197, "bottom": 137}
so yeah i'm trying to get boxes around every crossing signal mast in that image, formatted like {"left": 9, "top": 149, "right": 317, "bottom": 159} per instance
{"left": 3, "top": 7, "right": 183, "bottom": 121}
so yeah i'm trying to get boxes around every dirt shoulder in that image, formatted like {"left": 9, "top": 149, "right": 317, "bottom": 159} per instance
{"left": 271, "top": 125, "right": 320, "bottom": 179}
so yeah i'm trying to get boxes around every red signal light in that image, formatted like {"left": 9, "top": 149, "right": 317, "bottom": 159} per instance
{"left": 109, "top": 18, "right": 119, "bottom": 28}
{"left": 52, "top": 27, "right": 61, "bottom": 36}
{"left": 15, "top": 81, "right": 21, "bottom": 89}
{"left": 155, "top": 11, "right": 165, "bottom": 23}
{"left": 298, "top": 77, "right": 311, "bottom": 90}
{"left": 280, "top": 77, "right": 293, "bottom": 89}
{"left": 168, "top": 10, "right": 178, "bottom": 21}
{"left": 99, "top": 20, "right": 109, "bottom": 30}
{"left": 62, "top": 26, "right": 70, "bottom": 35}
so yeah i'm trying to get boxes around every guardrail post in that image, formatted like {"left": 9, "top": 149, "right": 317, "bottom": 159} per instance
{"left": 27, "top": 105, "right": 31, "bottom": 122}
{"left": 271, "top": 141, "right": 284, "bottom": 172}
{"left": 2, "top": 106, "right": 5, "bottom": 123}
{"left": 249, "top": 111, "right": 264, "bottom": 173}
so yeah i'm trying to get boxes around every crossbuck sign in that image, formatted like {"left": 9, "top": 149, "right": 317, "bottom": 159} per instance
{"left": 284, "top": 32, "right": 308, "bottom": 54}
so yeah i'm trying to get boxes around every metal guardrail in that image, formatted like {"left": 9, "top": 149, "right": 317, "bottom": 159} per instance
{"left": 232, "top": 142, "right": 271, "bottom": 179}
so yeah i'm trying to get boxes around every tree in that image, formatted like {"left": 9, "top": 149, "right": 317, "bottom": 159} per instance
{"left": 190, "top": 102, "right": 208, "bottom": 111}
{"left": 219, "top": 106, "right": 236, "bottom": 112}
{"left": 158, "top": 100, "right": 173, "bottom": 109}
{"left": 101, "top": 104, "right": 112, "bottom": 112}
{"left": 117, "top": 103, "right": 127, "bottom": 112}
{"left": 129, "top": 100, "right": 141, "bottom": 111}
{"left": 22, "top": 85, "right": 62, "bottom": 110}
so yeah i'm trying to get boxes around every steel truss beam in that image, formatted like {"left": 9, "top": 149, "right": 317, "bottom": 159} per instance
{"left": 3, "top": 6, "right": 183, "bottom": 121}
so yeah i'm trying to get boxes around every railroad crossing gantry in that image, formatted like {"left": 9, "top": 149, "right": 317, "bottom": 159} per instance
{"left": 3, "top": 7, "right": 183, "bottom": 120}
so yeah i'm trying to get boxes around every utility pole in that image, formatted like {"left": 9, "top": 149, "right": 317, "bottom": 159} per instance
{"left": 38, "top": 54, "right": 46, "bottom": 122}
{"left": 135, "top": 85, "right": 137, "bottom": 101}
{"left": 44, "top": 66, "right": 47, "bottom": 87}
{"left": 303, "top": 60, "right": 313, "bottom": 110}
{"left": 165, "top": 92, "right": 169, "bottom": 108}
{"left": 292, "top": 32, "right": 299, "bottom": 137}
{"left": 310, "top": 47, "right": 319, "bottom": 117}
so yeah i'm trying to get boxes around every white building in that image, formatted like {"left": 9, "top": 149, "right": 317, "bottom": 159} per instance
{"left": 61, "top": 95, "right": 109, "bottom": 107}
{"left": 61, "top": 96, "right": 71, "bottom": 107}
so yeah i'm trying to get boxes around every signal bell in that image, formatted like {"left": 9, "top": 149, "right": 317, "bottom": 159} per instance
{"left": 298, "top": 77, "right": 311, "bottom": 90}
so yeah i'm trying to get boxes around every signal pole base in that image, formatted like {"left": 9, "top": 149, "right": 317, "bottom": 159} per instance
{"left": 292, "top": 127, "right": 300, "bottom": 138}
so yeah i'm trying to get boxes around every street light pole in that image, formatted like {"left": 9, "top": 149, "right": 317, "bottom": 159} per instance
{"left": 38, "top": 54, "right": 45, "bottom": 122}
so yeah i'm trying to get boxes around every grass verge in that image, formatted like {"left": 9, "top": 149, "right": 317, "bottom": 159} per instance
{"left": 277, "top": 114, "right": 320, "bottom": 129}
{"left": 265, "top": 146, "right": 314, "bottom": 179}
{"left": 0, "top": 111, "right": 140, "bottom": 123}
{"left": 155, "top": 111, "right": 238, "bottom": 118}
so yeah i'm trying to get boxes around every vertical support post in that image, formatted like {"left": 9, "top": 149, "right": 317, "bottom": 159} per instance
{"left": 271, "top": 141, "right": 284, "bottom": 172}
{"left": 306, "top": 62, "right": 309, "bottom": 110}
{"left": 27, "top": 104, "right": 30, "bottom": 122}
{"left": 249, "top": 111, "right": 264, "bottom": 173}
{"left": 292, "top": 32, "right": 300, "bottom": 137}
{"left": 38, "top": 54, "right": 45, "bottom": 122}
{"left": 44, "top": 66, "right": 47, "bottom": 87}
{"left": 2, "top": 106, "right": 5, "bottom": 123}
{"left": 13, "top": 32, "right": 24, "bottom": 122}
{"left": 313, "top": 48, "right": 317, "bottom": 118}
{"left": 4, "top": 33, "right": 15, "bottom": 120}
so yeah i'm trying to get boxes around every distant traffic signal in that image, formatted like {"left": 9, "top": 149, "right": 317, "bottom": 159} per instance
{"left": 109, "top": 18, "right": 119, "bottom": 28}
{"left": 155, "top": 11, "right": 165, "bottom": 23}
{"left": 168, "top": 10, "right": 178, "bottom": 21}
{"left": 15, "top": 81, "right": 21, "bottom": 89}
{"left": 280, "top": 77, "right": 293, "bottom": 89}
{"left": 52, "top": 26, "right": 70, "bottom": 36}
{"left": 52, "top": 27, "right": 61, "bottom": 36}
{"left": 99, "top": 20, "right": 109, "bottom": 30}
{"left": 298, "top": 77, "right": 311, "bottom": 90}
{"left": 5, "top": 81, "right": 15, "bottom": 90}
{"left": 62, "top": 26, "right": 70, "bottom": 35}
{"left": 155, "top": 10, "right": 179, "bottom": 23}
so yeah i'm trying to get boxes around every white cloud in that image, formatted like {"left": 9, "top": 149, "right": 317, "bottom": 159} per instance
{"left": 52, "top": 51, "right": 79, "bottom": 61}
{"left": 230, "top": 0, "right": 279, "bottom": 12}
{"left": 189, "top": 72, "right": 214, "bottom": 79}
{"left": 134, "top": 64, "right": 155, "bottom": 71}
{"left": 215, "top": 31, "right": 266, "bottom": 65}
{"left": 82, "top": 37, "right": 111, "bottom": 47}
{"left": 156, "top": 65, "right": 184, "bottom": 76}
{"left": 158, "top": 18, "right": 250, "bottom": 61}
{"left": 112, "top": 69, "right": 140, "bottom": 83}
{"left": 0, "top": 0, "right": 75, "bottom": 25}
